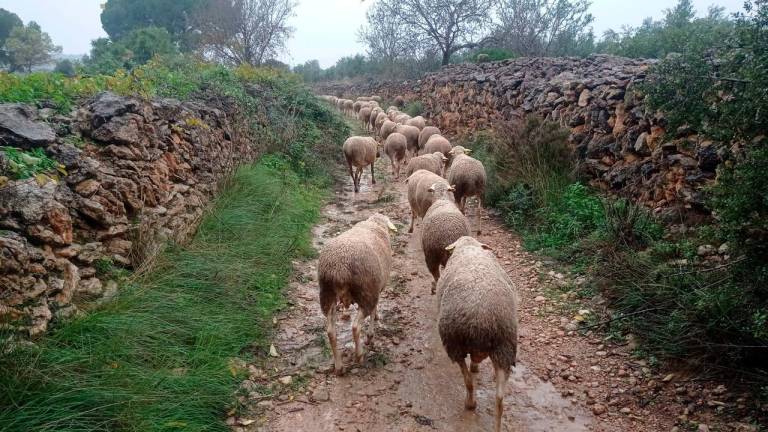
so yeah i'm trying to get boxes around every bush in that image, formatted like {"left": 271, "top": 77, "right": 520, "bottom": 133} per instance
{"left": 403, "top": 100, "right": 424, "bottom": 117}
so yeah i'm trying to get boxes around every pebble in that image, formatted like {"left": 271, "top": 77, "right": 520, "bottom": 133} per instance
{"left": 278, "top": 376, "right": 293, "bottom": 385}
{"left": 534, "top": 296, "right": 547, "bottom": 302}
{"left": 592, "top": 404, "right": 607, "bottom": 415}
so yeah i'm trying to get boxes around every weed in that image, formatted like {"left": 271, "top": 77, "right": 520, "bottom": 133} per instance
{"left": 0, "top": 147, "right": 66, "bottom": 181}
{"left": 403, "top": 101, "right": 424, "bottom": 117}
{"left": 0, "top": 160, "right": 325, "bottom": 431}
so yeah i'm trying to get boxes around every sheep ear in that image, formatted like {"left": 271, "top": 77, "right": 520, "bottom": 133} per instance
{"left": 428, "top": 184, "right": 436, "bottom": 192}
{"left": 445, "top": 240, "right": 458, "bottom": 251}
{"left": 481, "top": 243, "right": 492, "bottom": 251}
{"left": 465, "top": 149, "right": 473, "bottom": 154}
{"left": 387, "top": 221, "right": 398, "bottom": 232}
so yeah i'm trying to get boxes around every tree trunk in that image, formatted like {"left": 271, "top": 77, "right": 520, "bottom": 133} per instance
{"left": 441, "top": 50, "right": 451, "bottom": 66}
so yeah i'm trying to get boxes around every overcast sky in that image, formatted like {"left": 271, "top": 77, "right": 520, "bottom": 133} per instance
{"left": 0, "top": 0, "right": 748, "bottom": 67}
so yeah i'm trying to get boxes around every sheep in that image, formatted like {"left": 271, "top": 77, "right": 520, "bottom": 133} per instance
{"left": 394, "top": 124, "right": 421, "bottom": 157}
{"left": 353, "top": 101, "right": 363, "bottom": 115}
{"left": 344, "top": 99, "right": 354, "bottom": 115}
{"left": 395, "top": 113, "right": 412, "bottom": 124}
{"left": 406, "top": 116, "right": 426, "bottom": 130}
{"left": 394, "top": 95, "right": 405, "bottom": 107}
{"left": 404, "top": 151, "right": 447, "bottom": 178}
{"left": 384, "top": 132, "right": 408, "bottom": 179}
{"left": 387, "top": 108, "right": 400, "bottom": 121}
{"left": 369, "top": 107, "right": 384, "bottom": 131}
{"left": 336, "top": 99, "right": 345, "bottom": 112}
{"left": 343, "top": 136, "right": 380, "bottom": 193}
{"left": 424, "top": 134, "right": 453, "bottom": 160}
{"left": 379, "top": 120, "right": 397, "bottom": 141}
{"left": 359, "top": 106, "right": 373, "bottom": 131}
{"left": 436, "top": 235, "right": 518, "bottom": 432}
{"left": 405, "top": 169, "right": 448, "bottom": 233}
{"left": 418, "top": 126, "right": 441, "bottom": 150}
{"left": 420, "top": 189, "right": 470, "bottom": 294}
{"left": 371, "top": 95, "right": 382, "bottom": 102}
{"left": 318, "top": 213, "right": 397, "bottom": 374}
{"left": 374, "top": 112, "right": 389, "bottom": 136}
{"left": 446, "top": 146, "right": 486, "bottom": 214}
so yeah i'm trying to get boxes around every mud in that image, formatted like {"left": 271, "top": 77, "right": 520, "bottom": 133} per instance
{"left": 236, "top": 160, "right": 599, "bottom": 432}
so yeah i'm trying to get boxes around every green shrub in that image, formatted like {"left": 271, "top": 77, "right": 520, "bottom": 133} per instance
{"left": 403, "top": 101, "right": 424, "bottom": 117}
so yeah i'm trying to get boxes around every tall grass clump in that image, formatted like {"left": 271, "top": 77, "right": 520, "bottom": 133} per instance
{"left": 0, "top": 159, "right": 324, "bottom": 432}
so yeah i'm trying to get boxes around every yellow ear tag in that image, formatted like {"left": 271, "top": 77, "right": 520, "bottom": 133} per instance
{"left": 445, "top": 243, "right": 456, "bottom": 251}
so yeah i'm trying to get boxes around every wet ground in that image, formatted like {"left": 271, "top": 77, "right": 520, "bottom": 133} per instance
{"left": 232, "top": 161, "right": 598, "bottom": 432}
{"left": 229, "top": 131, "right": 761, "bottom": 432}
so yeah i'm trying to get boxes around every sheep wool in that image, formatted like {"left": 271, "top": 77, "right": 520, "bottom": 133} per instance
{"left": 405, "top": 169, "right": 448, "bottom": 233}
{"left": 421, "top": 196, "right": 470, "bottom": 294}
{"left": 343, "top": 136, "right": 379, "bottom": 193}
{"left": 418, "top": 126, "right": 441, "bottom": 150}
{"left": 318, "top": 213, "right": 396, "bottom": 374}
{"left": 405, "top": 152, "right": 446, "bottom": 177}
{"left": 437, "top": 236, "right": 518, "bottom": 432}
{"left": 384, "top": 133, "right": 408, "bottom": 179}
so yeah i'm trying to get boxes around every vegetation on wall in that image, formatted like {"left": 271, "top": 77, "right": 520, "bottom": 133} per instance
{"left": 469, "top": 114, "right": 766, "bottom": 375}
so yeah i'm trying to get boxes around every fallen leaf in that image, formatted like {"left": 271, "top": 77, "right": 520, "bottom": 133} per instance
{"left": 239, "top": 419, "right": 256, "bottom": 426}
{"left": 269, "top": 344, "right": 279, "bottom": 357}
{"left": 34, "top": 174, "right": 49, "bottom": 186}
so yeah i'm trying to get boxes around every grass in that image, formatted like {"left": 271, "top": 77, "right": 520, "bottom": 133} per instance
{"left": 0, "top": 159, "right": 325, "bottom": 432}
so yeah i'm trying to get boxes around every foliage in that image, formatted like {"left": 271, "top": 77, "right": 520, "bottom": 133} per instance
{"left": 642, "top": 0, "right": 767, "bottom": 143}
{"left": 0, "top": 7, "right": 21, "bottom": 67}
{"left": 2, "top": 21, "right": 61, "bottom": 73}
{"left": 0, "top": 159, "right": 325, "bottom": 432}
{"left": 358, "top": 0, "right": 429, "bottom": 74}
{"left": 83, "top": 27, "right": 178, "bottom": 74}
{"left": 53, "top": 59, "right": 76, "bottom": 77}
{"left": 471, "top": 113, "right": 767, "bottom": 373}
{"left": 403, "top": 101, "right": 424, "bottom": 117}
{"left": 376, "top": 0, "right": 496, "bottom": 66}
{"left": 454, "top": 47, "right": 517, "bottom": 63}
{"left": 100, "top": 0, "right": 204, "bottom": 49}
{"left": 596, "top": 0, "right": 733, "bottom": 59}
{"left": 495, "top": 0, "right": 594, "bottom": 57}
{"left": 0, "top": 147, "right": 66, "bottom": 181}
{"left": 194, "top": 0, "right": 297, "bottom": 66}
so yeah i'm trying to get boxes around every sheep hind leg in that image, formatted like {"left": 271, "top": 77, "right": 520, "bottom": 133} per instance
{"left": 366, "top": 305, "right": 377, "bottom": 348}
{"left": 352, "top": 308, "right": 368, "bottom": 363}
{"left": 458, "top": 358, "right": 477, "bottom": 410}
{"left": 426, "top": 259, "right": 440, "bottom": 295}
{"left": 370, "top": 162, "right": 376, "bottom": 185}
{"left": 325, "top": 306, "right": 343, "bottom": 375}
{"left": 493, "top": 364, "right": 511, "bottom": 432}
{"left": 470, "top": 361, "right": 480, "bottom": 373}
{"left": 476, "top": 195, "right": 484, "bottom": 235}
{"left": 408, "top": 209, "right": 416, "bottom": 233}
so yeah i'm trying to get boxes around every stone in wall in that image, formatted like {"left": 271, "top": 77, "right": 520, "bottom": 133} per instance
{"left": 0, "top": 92, "right": 256, "bottom": 336}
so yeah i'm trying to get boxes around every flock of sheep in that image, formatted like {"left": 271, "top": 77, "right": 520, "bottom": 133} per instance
{"left": 317, "top": 94, "right": 519, "bottom": 432}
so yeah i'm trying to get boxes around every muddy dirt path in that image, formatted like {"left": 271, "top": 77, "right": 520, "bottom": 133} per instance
{"left": 232, "top": 151, "right": 748, "bottom": 432}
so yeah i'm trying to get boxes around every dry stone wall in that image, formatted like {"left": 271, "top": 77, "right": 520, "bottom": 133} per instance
{"left": 0, "top": 92, "right": 256, "bottom": 336}
{"left": 315, "top": 55, "right": 724, "bottom": 218}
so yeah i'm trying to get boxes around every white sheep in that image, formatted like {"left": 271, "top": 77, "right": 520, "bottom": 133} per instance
{"left": 343, "top": 136, "right": 380, "bottom": 193}
{"left": 384, "top": 132, "right": 408, "bottom": 179}
{"left": 437, "top": 236, "right": 518, "bottom": 432}
{"left": 405, "top": 169, "right": 448, "bottom": 233}
{"left": 318, "top": 213, "right": 397, "bottom": 374}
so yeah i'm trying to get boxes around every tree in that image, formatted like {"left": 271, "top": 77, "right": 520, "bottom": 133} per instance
{"left": 358, "top": 0, "right": 419, "bottom": 74}
{"left": 596, "top": 0, "right": 732, "bottom": 59}
{"left": 378, "top": 0, "right": 497, "bottom": 66}
{"left": 293, "top": 59, "right": 322, "bottom": 82}
{"left": 54, "top": 59, "right": 77, "bottom": 76}
{"left": 496, "top": 0, "right": 594, "bottom": 57}
{"left": 101, "top": 0, "right": 204, "bottom": 49}
{"left": 83, "top": 27, "right": 178, "bottom": 74}
{"left": 3, "top": 22, "right": 61, "bottom": 72}
{"left": 0, "top": 8, "right": 22, "bottom": 67}
{"left": 195, "top": 0, "right": 297, "bottom": 66}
